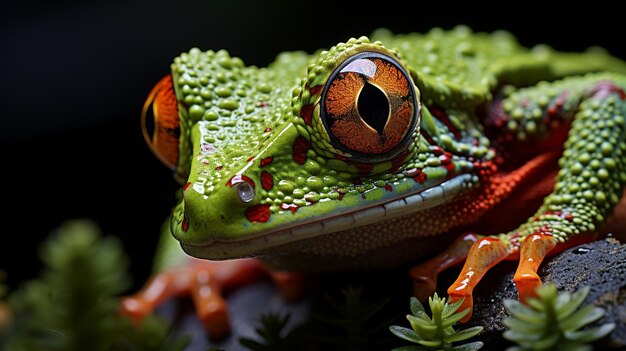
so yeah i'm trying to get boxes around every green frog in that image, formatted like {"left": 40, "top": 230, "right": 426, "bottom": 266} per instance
{"left": 124, "top": 26, "right": 626, "bottom": 339}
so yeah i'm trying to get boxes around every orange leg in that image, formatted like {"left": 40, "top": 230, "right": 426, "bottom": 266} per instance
{"left": 447, "top": 237, "right": 512, "bottom": 322}
{"left": 121, "top": 258, "right": 304, "bottom": 340}
{"left": 513, "top": 233, "right": 557, "bottom": 303}
{"left": 409, "top": 233, "right": 479, "bottom": 302}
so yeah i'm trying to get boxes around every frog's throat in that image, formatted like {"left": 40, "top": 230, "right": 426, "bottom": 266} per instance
{"left": 181, "top": 173, "right": 473, "bottom": 259}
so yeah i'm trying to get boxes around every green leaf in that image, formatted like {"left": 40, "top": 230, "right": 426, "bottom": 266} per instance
{"left": 503, "top": 329, "right": 543, "bottom": 343}
{"left": 389, "top": 325, "right": 423, "bottom": 343}
{"left": 442, "top": 298, "right": 464, "bottom": 318}
{"left": 441, "top": 307, "right": 470, "bottom": 328}
{"left": 530, "top": 332, "right": 560, "bottom": 349}
{"left": 564, "top": 323, "right": 615, "bottom": 343}
{"left": 407, "top": 314, "right": 437, "bottom": 332}
{"left": 502, "top": 299, "right": 545, "bottom": 324}
{"left": 451, "top": 341, "right": 484, "bottom": 350}
{"left": 502, "top": 315, "right": 545, "bottom": 334}
{"left": 526, "top": 296, "right": 547, "bottom": 312}
{"left": 555, "top": 286, "right": 589, "bottom": 319}
{"left": 559, "top": 305, "right": 604, "bottom": 332}
{"left": 443, "top": 326, "right": 483, "bottom": 343}
{"left": 416, "top": 338, "right": 443, "bottom": 348}
{"left": 556, "top": 344, "right": 591, "bottom": 351}
{"left": 410, "top": 296, "right": 426, "bottom": 316}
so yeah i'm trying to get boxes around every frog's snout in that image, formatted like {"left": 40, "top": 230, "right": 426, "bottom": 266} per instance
{"left": 141, "top": 74, "right": 180, "bottom": 169}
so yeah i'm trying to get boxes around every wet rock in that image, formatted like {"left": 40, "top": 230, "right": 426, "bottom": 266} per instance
{"left": 468, "top": 237, "right": 626, "bottom": 350}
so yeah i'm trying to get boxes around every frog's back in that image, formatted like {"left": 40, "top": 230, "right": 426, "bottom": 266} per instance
{"left": 373, "top": 26, "right": 626, "bottom": 108}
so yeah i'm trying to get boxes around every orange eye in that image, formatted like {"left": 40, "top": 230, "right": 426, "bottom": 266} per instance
{"left": 321, "top": 52, "right": 418, "bottom": 161}
{"left": 141, "top": 75, "right": 180, "bottom": 169}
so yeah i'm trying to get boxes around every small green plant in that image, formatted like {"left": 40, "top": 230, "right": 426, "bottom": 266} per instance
{"left": 2, "top": 220, "right": 188, "bottom": 351}
{"left": 389, "top": 293, "right": 483, "bottom": 351}
{"left": 311, "top": 285, "right": 400, "bottom": 350}
{"left": 503, "top": 284, "right": 615, "bottom": 351}
{"left": 239, "top": 312, "right": 306, "bottom": 351}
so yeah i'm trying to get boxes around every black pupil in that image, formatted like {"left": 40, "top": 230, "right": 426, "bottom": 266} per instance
{"left": 357, "top": 82, "right": 389, "bottom": 134}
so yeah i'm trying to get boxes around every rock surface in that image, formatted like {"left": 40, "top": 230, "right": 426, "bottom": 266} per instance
{"left": 468, "top": 237, "right": 626, "bottom": 350}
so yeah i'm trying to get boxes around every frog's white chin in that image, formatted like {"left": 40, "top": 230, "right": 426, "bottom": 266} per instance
{"left": 181, "top": 174, "right": 474, "bottom": 260}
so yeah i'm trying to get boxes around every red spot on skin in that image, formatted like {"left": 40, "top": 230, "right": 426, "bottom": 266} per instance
{"left": 226, "top": 174, "right": 256, "bottom": 188}
{"left": 182, "top": 216, "right": 189, "bottom": 232}
{"left": 590, "top": 81, "right": 626, "bottom": 100}
{"left": 300, "top": 104, "right": 315, "bottom": 125}
{"left": 564, "top": 213, "right": 573, "bottom": 221}
{"left": 280, "top": 203, "right": 299, "bottom": 213}
{"left": 215, "top": 165, "right": 223, "bottom": 171}
{"left": 440, "top": 152, "right": 456, "bottom": 176}
{"left": 259, "top": 102, "right": 268, "bottom": 107}
{"left": 384, "top": 184, "right": 393, "bottom": 192}
{"left": 510, "top": 232, "right": 522, "bottom": 247}
{"left": 293, "top": 136, "right": 312, "bottom": 165}
{"left": 261, "top": 171, "right": 273, "bottom": 191}
{"left": 246, "top": 204, "right": 271, "bottom": 223}
{"left": 260, "top": 157, "right": 273, "bottom": 167}
{"left": 430, "top": 106, "right": 462, "bottom": 140}
{"left": 309, "top": 84, "right": 323, "bottom": 96}
{"left": 410, "top": 169, "right": 428, "bottom": 184}
{"left": 431, "top": 146, "right": 444, "bottom": 156}
{"left": 183, "top": 182, "right": 191, "bottom": 191}
{"left": 264, "top": 127, "right": 272, "bottom": 133}
{"left": 246, "top": 156, "right": 256, "bottom": 163}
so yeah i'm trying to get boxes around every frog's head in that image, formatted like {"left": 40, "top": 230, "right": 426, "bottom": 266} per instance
{"left": 142, "top": 37, "right": 475, "bottom": 260}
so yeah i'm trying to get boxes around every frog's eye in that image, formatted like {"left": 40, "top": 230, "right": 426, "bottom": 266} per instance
{"left": 321, "top": 52, "right": 418, "bottom": 161}
{"left": 141, "top": 75, "right": 180, "bottom": 169}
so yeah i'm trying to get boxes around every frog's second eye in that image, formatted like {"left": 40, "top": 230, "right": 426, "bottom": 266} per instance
{"left": 321, "top": 52, "right": 418, "bottom": 161}
{"left": 141, "top": 75, "right": 180, "bottom": 169}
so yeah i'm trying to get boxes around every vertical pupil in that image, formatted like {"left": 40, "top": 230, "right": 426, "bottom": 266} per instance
{"left": 357, "top": 81, "right": 389, "bottom": 134}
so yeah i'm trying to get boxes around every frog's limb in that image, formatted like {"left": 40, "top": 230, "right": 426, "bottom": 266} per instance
{"left": 513, "top": 233, "right": 556, "bottom": 303}
{"left": 409, "top": 233, "right": 479, "bottom": 301}
{"left": 448, "top": 74, "right": 626, "bottom": 321}
{"left": 447, "top": 237, "right": 512, "bottom": 322}
{"left": 410, "top": 149, "right": 559, "bottom": 303}
{"left": 121, "top": 224, "right": 304, "bottom": 340}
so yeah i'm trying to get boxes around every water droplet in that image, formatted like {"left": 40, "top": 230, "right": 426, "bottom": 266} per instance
{"left": 573, "top": 247, "right": 591, "bottom": 254}
{"left": 237, "top": 182, "right": 255, "bottom": 203}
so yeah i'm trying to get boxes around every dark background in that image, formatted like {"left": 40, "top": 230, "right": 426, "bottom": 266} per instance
{"left": 2, "top": 2, "right": 624, "bottom": 291}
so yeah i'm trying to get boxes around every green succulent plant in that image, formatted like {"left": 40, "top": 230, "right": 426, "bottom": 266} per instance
{"left": 503, "top": 284, "right": 615, "bottom": 351}
{"left": 389, "top": 293, "right": 484, "bottom": 351}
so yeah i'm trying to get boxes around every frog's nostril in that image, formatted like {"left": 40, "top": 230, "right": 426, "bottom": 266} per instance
{"left": 141, "top": 74, "right": 180, "bottom": 169}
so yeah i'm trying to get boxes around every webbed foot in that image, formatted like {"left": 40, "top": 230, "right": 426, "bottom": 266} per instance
{"left": 121, "top": 258, "right": 304, "bottom": 340}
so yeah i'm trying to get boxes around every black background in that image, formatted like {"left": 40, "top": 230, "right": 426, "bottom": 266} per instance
{"left": 2, "top": 2, "right": 624, "bottom": 291}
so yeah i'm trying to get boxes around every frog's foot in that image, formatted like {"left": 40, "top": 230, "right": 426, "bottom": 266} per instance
{"left": 121, "top": 258, "right": 304, "bottom": 340}
{"left": 446, "top": 236, "right": 513, "bottom": 322}
{"left": 513, "top": 233, "right": 557, "bottom": 303}
{"left": 409, "top": 233, "right": 479, "bottom": 301}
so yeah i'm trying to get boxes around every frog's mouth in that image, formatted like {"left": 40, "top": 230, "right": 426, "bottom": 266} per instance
{"left": 180, "top": 173, "right": 473, "bottom": 260}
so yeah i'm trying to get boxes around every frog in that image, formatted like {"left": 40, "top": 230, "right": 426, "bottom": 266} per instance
{"left": 123, "top": 26, "right": 626, "bottom": 340}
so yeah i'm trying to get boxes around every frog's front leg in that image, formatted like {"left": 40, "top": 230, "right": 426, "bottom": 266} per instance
{"left": 121, "top": 229, "right": 304, "bottom": 340}
{"left": 414, "top": 73, "right": 626, "bottom": 320}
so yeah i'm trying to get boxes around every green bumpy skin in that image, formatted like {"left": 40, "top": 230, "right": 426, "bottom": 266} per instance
{"left": 164, "top": 26, "right": 626, "bottom": 269}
